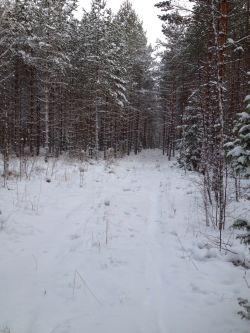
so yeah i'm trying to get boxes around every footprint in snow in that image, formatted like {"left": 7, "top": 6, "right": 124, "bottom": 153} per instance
{"left": 190, "top": 283, "right": 209, "bottom": 295}
{"left": 109, "top": 257, "right": 127, "bottom": 267}
{"left": 170, "top": 230, "right": 178, "bottom": 236}
{"left": 50, "top": 323, "right": 71, "bottom": 333}
{"left": 70, "top": 234, "right": 80, "bottom": 240}
{"left": 123, "top": 188, "right": 131, "bottom": 192}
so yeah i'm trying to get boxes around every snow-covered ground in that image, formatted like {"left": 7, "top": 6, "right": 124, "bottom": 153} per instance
{"left": 0, "top": 150, "right": 249, "bottom": 333}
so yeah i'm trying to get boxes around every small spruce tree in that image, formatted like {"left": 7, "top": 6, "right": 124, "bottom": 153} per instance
{"left": 179, "top": 101, "right": 203, "bottom": 172}
{"left": 226, "top": 94, "right": 250, "bottom": 178}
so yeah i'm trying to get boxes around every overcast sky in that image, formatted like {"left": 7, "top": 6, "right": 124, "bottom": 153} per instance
{"left": 77, "top": 0, "right": 164, "bottom": 45}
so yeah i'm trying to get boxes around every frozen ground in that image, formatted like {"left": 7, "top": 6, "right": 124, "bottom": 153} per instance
{"left": 0, "top": 150, "right": 249, "bottom": 333}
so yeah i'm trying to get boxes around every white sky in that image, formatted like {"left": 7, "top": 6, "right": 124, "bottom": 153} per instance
{"left": 78, "top": 0, "right": 164, "bottom": 45}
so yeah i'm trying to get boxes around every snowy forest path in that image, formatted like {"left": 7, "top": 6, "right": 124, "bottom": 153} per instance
{"left": 0, "top": 150, "right": 248, "bottom": 333}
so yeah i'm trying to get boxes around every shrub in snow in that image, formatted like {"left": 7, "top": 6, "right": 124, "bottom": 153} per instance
{"left": 232, "top": 218, "right": 250, "bottom": 246}
{"left": 0, "top": 327, "right": 11, "bottom": 333}
{"left": 232, "top": 218, "right": 249, "bottom": 230}
{"left": 226, "top": 94, "right": 250, "bottom": 178}
{"left": 228, "top": 218, "right": 250, "bottom": 286}
{"left": 2, "top": 169, "right": 19, "bottom": 178}
{"left": 238, "top": 298, "right": 250, "bottom": 320}
{"left": 0, "top": 210, "right": 5, "bottom": 231}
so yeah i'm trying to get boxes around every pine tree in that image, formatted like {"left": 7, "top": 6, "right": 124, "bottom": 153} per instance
{"left": 116, "top": 1, "right": 155, "bottom": 154}
{"left": 79, "top": 0, "right": 127, "bottom": 158}
{"left": 31, "top": 0, "right": 77, "bottom": 160}
{"left": 0, "top": 1, "right": 15, "bottom": 181}
{"left": 0, "top": 0, "right": 156, "bottom": 168}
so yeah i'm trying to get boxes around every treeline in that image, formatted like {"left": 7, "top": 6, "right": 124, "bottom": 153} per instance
{"left": 156, "top": 1, "right": 249, "bottom": 231}
{"left": 0, "top": 0, "right": 157, "bottom": 170}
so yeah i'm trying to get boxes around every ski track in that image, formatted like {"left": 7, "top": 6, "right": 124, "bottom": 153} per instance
{"left": 0, "top": 150, "right": 249, "bottom": 333}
